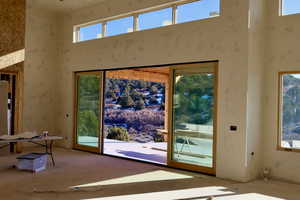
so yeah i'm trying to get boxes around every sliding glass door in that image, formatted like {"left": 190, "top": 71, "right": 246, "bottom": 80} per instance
{"left": 73, "top": 62, "right": 217, "bottom": 174}
{"left": 74, "top": 72, "right": 104, "bottom": 153}
{"left": 168, "top": 63, "right": 217, "bottom": 174}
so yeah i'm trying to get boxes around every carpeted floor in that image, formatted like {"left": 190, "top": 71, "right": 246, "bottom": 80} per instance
{"left": 0, "top": 147, "right": 300, "bottom": 200}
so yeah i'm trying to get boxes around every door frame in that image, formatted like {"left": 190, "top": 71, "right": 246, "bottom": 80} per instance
{"left": 167, "top": 62, "right": 218, "bottom": 175}
{"left": 0, "top": 70, "right": 22, "bottom": 136}
{"left": 73, "top": 71, "right": 104, "bottom": 153}
{"left": 73, "top": 60, "right": 218, "bottom": 175}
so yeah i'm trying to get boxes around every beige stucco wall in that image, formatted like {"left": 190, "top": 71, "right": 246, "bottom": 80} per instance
{"left": 245, "top": 0, "right": 266, "bottom": 180}
{"left": 23, "top": 2, "right": 60, "bottom": 134}
{"left": 55, "top": 0, "right": 258, "bottom": 182}
{"left": 263, "top": 0, "right": 300, "bottom": 183}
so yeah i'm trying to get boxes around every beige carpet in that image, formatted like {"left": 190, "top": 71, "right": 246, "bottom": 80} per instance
{"left": 0, "top": 147, "right": 300, "bottom": 200}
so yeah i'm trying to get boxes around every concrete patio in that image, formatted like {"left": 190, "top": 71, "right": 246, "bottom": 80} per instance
{"left": 78, "top": 136, "right": 167, "bottom": 164}
{"left": 78, "top": 136, "right": 213, "bottom": 166}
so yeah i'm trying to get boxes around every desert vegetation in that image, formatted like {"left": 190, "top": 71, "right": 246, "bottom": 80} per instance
{"left": 104, "top": 78, "right": 165, "bottom": 143}
{"left": 282, "top": 74, "right": 300, "bottom": 142}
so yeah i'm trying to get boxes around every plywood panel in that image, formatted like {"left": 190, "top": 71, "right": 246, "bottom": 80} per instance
{"left": 0, "top": 0, "right": 26, "bottom": 57}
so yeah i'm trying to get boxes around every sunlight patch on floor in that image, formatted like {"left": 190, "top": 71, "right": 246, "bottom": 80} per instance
{"left": 81, "top": 188, "right": 285, "bottom": 200}
{"left": 81, "top": 186, "right": 233, "bottom": 200}
{"left": 72, "top": 170, "right": 193, "bottom": 188}
{"left": 209, "top": 193, "right": 285, "bottom": 200}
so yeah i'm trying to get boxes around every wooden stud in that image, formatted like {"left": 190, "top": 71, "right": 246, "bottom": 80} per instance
{"left": 0, "top": 65, "right": 23, "bottom": 153}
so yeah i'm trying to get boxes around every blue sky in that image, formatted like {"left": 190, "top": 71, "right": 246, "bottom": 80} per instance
{"left": 79, "top": 0, "right": 220, "bottom": 41}
{"left": 282, "top": 0, "right": 300, "bottom": 15}
{"left": 79, "top": 24, "right": 102, "bottom": 41}
{"left": 139, "top": 7, "right": 173, "bottom": 30}
{"left": 106, "top": 16, "right": 134, "bottom": 37}
{"left": 177, "top": 0, "right": 219, "bottom": 23}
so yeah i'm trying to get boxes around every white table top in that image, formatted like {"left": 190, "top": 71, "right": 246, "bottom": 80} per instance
{"left": 0, "top": 136, "right": 63, "bottom": 143}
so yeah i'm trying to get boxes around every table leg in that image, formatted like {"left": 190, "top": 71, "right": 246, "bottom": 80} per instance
{"left": 49, "top": 141, "right": 55, "bottom": 166}
{"left": 44, "top": 140, "right": 55, "bottom": 166}
{"left": 9, "top": 142, "right": 14, "bottom": 153}
{"left": 45, "top": 140, "right": 48, "bottom": 153}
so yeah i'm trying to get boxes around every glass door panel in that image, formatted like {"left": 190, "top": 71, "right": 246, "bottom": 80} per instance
{"left": 75, "top": 72, "right": 103, "bottom": 153}
{"left": 169, "top": 63, "right": 217, "bottom": 174}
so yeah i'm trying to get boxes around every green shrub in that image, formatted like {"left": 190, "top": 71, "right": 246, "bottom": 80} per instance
{"left": 135, "top": 99, "right": 145, "bottom": 110}
{"left": 78, "top": 110, "right": 99, "bottom": 137}
{"left": 153, "top": 131, "right": 164, "bottom": 142}
{"left": 106, "top": 127, "right": 129, "bottom": 141}
{"left": 118, "top": 95, "right": 135, "bottom": 108}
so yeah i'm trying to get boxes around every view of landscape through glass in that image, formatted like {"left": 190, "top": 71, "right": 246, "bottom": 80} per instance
{"left": 281, "top": 74, "right": 300, "bottom": 149}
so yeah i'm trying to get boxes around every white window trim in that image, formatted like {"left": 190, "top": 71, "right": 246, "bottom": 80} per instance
{"left": 279, "top": 0, "right": 283, "bottom": 16}
{"left": 74, "top": 0, "right": 220, "bottom": 43}
{"left": 172, "top": 5, "right": 178, "bottom": 24}
{"left": 102, "top": 22, "right": 107, "bottom": 38}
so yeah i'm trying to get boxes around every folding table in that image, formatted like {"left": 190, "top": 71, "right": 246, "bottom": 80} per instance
{"left": 0, "top": 136, "right": 63, "bottom": 166}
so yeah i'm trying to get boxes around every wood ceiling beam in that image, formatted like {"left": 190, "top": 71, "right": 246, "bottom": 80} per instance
{"left": 106, "top": 69, "right": 169, "bottom": 83}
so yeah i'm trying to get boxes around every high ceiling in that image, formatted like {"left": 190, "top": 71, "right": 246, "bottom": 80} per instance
{"left": 32, "top": 0, "right": 106, "bottom": 13}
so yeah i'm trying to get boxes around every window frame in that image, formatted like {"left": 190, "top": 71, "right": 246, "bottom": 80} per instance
{"left": 75, "top": 23, "right": 103, "bottom": 42}
{"left": 73, "top": 0, "right": 220, "bottom": 43}
{"left": 176, "top": 0, "right": 220, "bottom": 24}
{"left": 278, "top": 71, "right": 300, "bottom": 153}
{"left": 137, "top": 7, "right": 174, "bottom": 31}
{"left": 105, "top": 16, "right": 135, "bottom": 37}
{"left": 279, "top": 0, "right": 283, "bottom": 16}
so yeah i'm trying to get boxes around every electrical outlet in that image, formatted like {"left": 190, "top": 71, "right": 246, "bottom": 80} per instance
{"left": 230, "top": 125, "right": 238, "bottom": 132}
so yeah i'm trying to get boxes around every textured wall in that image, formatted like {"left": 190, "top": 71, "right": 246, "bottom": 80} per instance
{"left": 245, "top": 0, "right": 266, "bottom": 180}
{"left": 263, "top": 0, "right": 300, "bottom": 183}
{"left": 23, "top": 0, "right": 300, "bottom": 184}
{"left": 0, "top": 0, "right": 25, "bottom": 56}
{"left": 56, "top": 0, "right": 257, "bottom": 182}
{"left": 23, "top": 1, "right": 60, "bottom": 134}
{"left": 22, "top": 0, "right": 272, "bottom": 182}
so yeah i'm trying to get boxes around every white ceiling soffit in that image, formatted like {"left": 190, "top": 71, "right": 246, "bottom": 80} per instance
{"left": 32, "top": 0, "right": 106, "bottom": 13}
